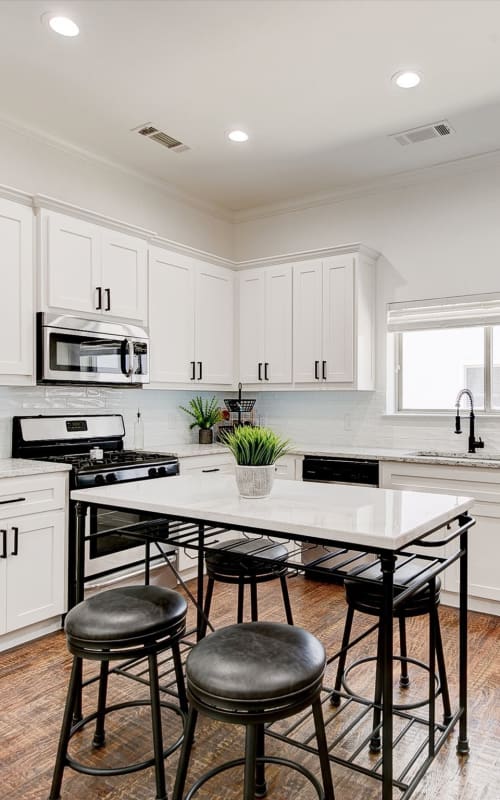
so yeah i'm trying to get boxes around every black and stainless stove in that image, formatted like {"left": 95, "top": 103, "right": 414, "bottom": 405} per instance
{"left": 12, "top": 414, "right": 179, "bottom": 487}
{"left": 12, "top": 414, "right": 179, "bottom": 608}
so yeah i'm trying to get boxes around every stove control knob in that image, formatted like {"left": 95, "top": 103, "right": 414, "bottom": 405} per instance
{"left": 94, "top": 474, "right": 105, "bottom": 486}
{"left": 106, "top": 472, "right": 117, "bottom": 483}
{"left": 157, "top": 466, "right": 167, "bottom": 477}
{"left": 148, "top": 467, "right": 158, "bottom": 478}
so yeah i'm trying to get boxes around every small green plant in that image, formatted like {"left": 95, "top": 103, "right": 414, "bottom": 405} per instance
{"left": 179, "top": 396, "right": 223, "bottom": 430}
{"left": 220, "top": 425, "right": 291, "bottom": 466}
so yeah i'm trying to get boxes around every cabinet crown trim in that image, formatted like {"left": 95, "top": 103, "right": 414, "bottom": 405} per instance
{"left": 234, "top": 242, "right": 379, "bottom": 270}
{"left": 33, "top": 194, "right": 155, "bottom": 240}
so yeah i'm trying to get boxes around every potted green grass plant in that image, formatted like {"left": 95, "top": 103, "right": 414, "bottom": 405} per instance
{"left": 180, "top": 396, "right": 223, "bottom": 444}
{"left": 220, "top": 425, "right": 291, "bottom": 497}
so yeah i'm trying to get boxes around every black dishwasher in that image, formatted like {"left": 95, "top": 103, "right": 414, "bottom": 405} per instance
{"left": 302, "top": 456, "right": 379, "bottom": 486}
{"left": 301, "top": 455, "right": 379, "bottom": 580}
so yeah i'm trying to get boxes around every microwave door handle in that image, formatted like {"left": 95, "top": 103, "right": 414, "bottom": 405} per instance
{"left": 127, "top": 339, "right": 135, "bottom": 378}
{"left": 120, "top": 339, "right": 132, "bottom": 377}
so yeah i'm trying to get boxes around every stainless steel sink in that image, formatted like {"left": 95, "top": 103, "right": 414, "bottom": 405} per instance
{"left": 411, "top": 450, "right": 500, "bottom": 461}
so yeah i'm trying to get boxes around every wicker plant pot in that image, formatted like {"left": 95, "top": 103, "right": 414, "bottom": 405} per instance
{"left": 235, "top": 464, "right": 275, "bottom": 498}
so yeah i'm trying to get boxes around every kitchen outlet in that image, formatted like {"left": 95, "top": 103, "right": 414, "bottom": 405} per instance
{"left": 344, "top": 414, "right": 352, "bottom": 431}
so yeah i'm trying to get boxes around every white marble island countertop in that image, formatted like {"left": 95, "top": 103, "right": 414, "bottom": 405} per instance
{"left": 71, "top": 474, "right": 472, "bottom": 552}
{"left": 0, "top": 458, "right": 71, "bottom": 479}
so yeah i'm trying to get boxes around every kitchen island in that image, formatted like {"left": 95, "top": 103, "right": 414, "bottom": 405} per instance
{"left": 71, "top": 474, "right": 474, "bottom": 800}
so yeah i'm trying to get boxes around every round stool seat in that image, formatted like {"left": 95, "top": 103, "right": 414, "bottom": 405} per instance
{"left": 205, "top": 537, "right": 288, "bottom": 576}
{"left": 65, "top": 585, "right": 187, "bottom": 647}
{"left": 187, "top": 622, "right": 325, "bottom": 712}
{"left": 345, "top": 559, "right": 441, "bottom": 617}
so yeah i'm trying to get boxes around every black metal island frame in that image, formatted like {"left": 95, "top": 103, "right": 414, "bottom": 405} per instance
{"left": 71, "top": 474, "right": 475, "bottom": 800}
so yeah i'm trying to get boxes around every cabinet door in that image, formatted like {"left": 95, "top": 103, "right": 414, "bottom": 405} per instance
{"left": 5, "top": 510, "right": 66, "bottom": 633}
{"left": 195, "top": 262, "right": 234, "bottom": 385}
{"left": 293, "top": 260, "right": 323, "bottom": 383}
{"left": 149, "top": 249, "right": 195, "bottom": 383}
{"left": 0, "top": 198, "right": 33, "bottom": 379}
{"left": 265, "top": 266, "right": 292, "bottom": 384}
{"left": 101, "top": 229, "right": 147, "bottom": 321}
{"left": 46, "top": 212, "right": 101, "bottom": 313}
{"left": 239, "top": 269, "right": 265, "bottom": 384}
{"left": 322, "top": 255, "right": 354, "bottom": 383}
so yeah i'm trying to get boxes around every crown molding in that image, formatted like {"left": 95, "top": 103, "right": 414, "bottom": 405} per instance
{"left": 33, "top": 193, "right": 156, "bottom": 239}
{"left": 0, "top": 114, "right": 233, "bottom": 223}
{"left": 231, "top": 146, "right": 500, "bottom": 224}
{"left": 0, "top": 183, "right": 33, "bottom": 207}
{"left": 234, "top": 242, "right": 379, "bottom": 270}
{"left": 150, "top": 234, "right": 234, "bottom": 269}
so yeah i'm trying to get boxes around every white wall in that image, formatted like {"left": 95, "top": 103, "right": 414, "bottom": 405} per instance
{"left": 235, "top": 162, "right": 500, "bottom": 452}
{"left": 0, "top": 120, "right": 233, "bottom": 258}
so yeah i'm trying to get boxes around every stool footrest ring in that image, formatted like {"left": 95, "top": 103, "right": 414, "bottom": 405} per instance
{"left": 184, "top": 754, "right": 326, "bottom": 800}
{"left": 65, "top": 699, "right": 185, "bottom": 778}
{"left": 341, "top": 654, "right": 441, "bottom": 712}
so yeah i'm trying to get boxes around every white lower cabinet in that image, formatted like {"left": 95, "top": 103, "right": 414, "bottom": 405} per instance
{"left": 0, "top": 472, "right": 68, "bottom": 649}
{"left": 380, "top": 460, "right": 500, "bottom": 615}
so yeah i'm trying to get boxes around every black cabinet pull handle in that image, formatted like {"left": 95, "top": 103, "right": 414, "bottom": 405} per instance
{"left": 322, "top": 360, "right": 327, "bottom": 380}
{"left": 95, "top": 286, "right": 102, "bottom": 310}
{"left": 190, "top": 361, "right": 196, "bottom": 380}
{"left": 264, "top": 362, "right": 269, "bottom": 381}
{"left": 11, "top": 527, "right": 18, "bottom": 556}
{"left": 0, "top": 497, "right": 26, "bottom": 505}
{"left": 202, "top": 468, "right": 220, "bottom": 473}
{"left": 258, "top": 362, "right": 262, "bottom": 381}
{"left": 105, "top": 288, "right": 111, "bottom": 311}
{"left": 198, "top": 361, "right": 202, "bottom": 380}
{"left": 314, "top": 360, "right": 319, "bottom": 380}
{"left": 0, "top": 530, "right": 6, "bottom": 559}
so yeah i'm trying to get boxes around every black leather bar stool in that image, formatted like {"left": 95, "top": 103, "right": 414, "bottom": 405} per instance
{"left": 49, "top": 585, "right": 188, "bottom": 800}
{"left": 201, "top": 537, "right": 293, "bottom": 635}
{"left": 173, "top": 621, "right": 335, "bottom": 800}
{"left": 331, "top": 557, "right": 452, "bottom": 752}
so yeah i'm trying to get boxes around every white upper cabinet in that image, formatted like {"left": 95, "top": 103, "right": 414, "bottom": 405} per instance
{"left": 239, "top": 265, "right": 292, "bottom": 384}
{"left": 149, "top": 247, "right": 234, "bottom": 387}
{"left": 0, "top": 197, "right": 34, "bottom": 384}
{"left": 40, "top": 210, "right": 148, "bottom": 323}
{"left": 293, "top": 251, "right": 375, "bottom": 389}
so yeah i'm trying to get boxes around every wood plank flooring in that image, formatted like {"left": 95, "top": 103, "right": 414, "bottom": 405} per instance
{"left": 1, "top": 576, "right": 499, "bottom": 799}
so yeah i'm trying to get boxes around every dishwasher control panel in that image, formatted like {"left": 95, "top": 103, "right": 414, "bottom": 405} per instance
{"left": 302, "top": 456, "right": 379, "bottom": 487}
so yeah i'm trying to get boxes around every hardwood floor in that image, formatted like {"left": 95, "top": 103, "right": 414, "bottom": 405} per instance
{"left": 1, "top": 576, "right": 499, "bottom": 799}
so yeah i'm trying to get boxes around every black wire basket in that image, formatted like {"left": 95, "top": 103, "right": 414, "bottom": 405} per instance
{"left": 224, "top": 399, "right": 256, "bottom": 412}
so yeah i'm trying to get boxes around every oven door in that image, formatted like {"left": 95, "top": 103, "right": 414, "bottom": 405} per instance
{"left": 85, "top": 505, "right": 172, "bottom": 586}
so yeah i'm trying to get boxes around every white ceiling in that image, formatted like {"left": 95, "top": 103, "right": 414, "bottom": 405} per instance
{"left": 2, "top": 0, "right": 500, "bottom": 213}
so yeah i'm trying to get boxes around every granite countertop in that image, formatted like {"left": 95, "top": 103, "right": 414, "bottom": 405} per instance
{"left": 71, "top": 473, "right": 472, "bottom": 552}
{"left": 0, "top": 458, "right": 71, "bottom": 479}
{"left": 158, "top": 442, "right": 500, "bottom": 469}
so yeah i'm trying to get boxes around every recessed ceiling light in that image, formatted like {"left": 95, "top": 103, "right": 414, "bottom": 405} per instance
{"left": 393, "top": 71, "right": 421, "bottom": 89}
{"left": 227, "top": 130, "right": 249, "bottom": 143}
{"left": 47, "top": 16, "right": 80, "bottom": 37}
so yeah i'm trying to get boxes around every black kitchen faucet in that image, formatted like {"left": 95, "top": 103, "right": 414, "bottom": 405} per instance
{"left": 455, "top": 388, "right": 485, "bottom": 453}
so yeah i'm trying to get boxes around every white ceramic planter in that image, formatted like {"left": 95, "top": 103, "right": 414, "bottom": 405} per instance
{"left": 234, "top": 464, "right": 276, "bottom": 498}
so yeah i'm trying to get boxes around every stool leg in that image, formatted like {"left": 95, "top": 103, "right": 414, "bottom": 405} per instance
{"left": 370, "top": 623, "right": 384, "bottom": 754}
{"left": 72, "top": 657, "right": 83, "bottom": 724}
{"left": 49, "top": 656, "right": 82, "bottom": 800}
{"left": 399, "top": 616, "right": 410, "bottom": 688}
{"left": 255, "top": 723, "right": 267, "bottom": 798}
{"left": 250, "top": 579, "right": 259, "bottom": 622}
{"left": 92, "top": 659, "right": 109, "bottom": 748}
{"left": 243, "top": 724, "right": 257, "bottom": 800}
{"left": 148, "top": 653, "right": 167, "bottom": 800}
{"left": 432, "top": 605, "right": 453, "bottom": 723}
{"left": 172, "top": 706, "right": 198, "bottom": 800}
{"left": 330, "top": 605, "right": 355, "bottom": 706}
{"left": 200, "top": 577, "right": 215, "bottom": 638}
{"left": 312, "top": 697, "right": 335, "bottom": 800}
{"left": 237, "top": 578, "right": 245, "bottom": 624}
{"left": 279, "top": 574, "right": 294, "bottom": 625}
{"left": 171, "top": 640, "right": 188, "bottom": 713}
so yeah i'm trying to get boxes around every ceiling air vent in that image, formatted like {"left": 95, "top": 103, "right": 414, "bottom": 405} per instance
{"left": 133, "top": 123, "right": 190, "bottom": 153}
{"left": 390, "top": 120, "right": 455, "bottom": 146}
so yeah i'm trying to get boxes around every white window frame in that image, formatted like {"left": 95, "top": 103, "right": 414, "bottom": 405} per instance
{"left": 388, "top": 292, "right": 500, "bottom": 415}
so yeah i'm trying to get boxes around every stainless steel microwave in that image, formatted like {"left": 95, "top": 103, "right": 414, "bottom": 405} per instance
{"left": 37, "top": 313, "right": 150, "bottom": 385}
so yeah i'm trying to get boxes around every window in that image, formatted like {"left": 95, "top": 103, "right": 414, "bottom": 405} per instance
{"left": 388, "top": 293, "right": 500, "bottom": 413}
